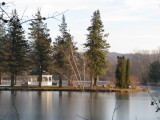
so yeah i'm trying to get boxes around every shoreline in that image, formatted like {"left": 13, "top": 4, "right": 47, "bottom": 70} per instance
{"left": 0, "top": 86, "right": 149, "bottom": 92}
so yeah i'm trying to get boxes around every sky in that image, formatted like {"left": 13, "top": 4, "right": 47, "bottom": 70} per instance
{"left": 3, "top": 0, "right": 160, "bottom": 53}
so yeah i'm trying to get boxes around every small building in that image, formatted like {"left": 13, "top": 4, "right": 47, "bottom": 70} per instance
{"left": 1, "top": 74, "right": 53, "bottom": 86}
{"left": 27, "top": 75, "right": 53, "bottom": 86}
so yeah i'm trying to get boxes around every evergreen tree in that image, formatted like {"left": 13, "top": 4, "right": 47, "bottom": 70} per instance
{"left": 5, "top": 10, "right": 30, "bottom": 87}
{"left": 126, "top": 59, "right": 130, "bottom": 86}
{"left": 85, "top": 10, "right": 110, "bottom": 87}
{"left": 115, "top": 57, "right": 121, "bottom": 87}
{"left": 149, "top": 60, "right": 160, "bottom": 83}
{"left": 29, "top": 9, "right": 52, "bottom": 87}
{"left": 0, "top": 16, "right": 6, "bottom": 85}
{"left": 115, "top": 56, "right": 130, "bottom": 88}
{"left": 115, "top": 56, "right": 126, "bottom": 88}
{"left": 53, "top": 15, "right": 78, "bottom": 87}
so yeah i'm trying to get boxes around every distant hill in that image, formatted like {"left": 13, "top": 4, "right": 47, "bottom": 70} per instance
{"left": 107, "top": 52, "right": 133, "bottom": 62}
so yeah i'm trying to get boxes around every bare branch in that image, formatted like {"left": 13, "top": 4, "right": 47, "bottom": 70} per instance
{"left": 64, "top": 52, "right": 79, "bottom": 82}
{"left": 0, "top": 6, "right": 10, "bottom": 19}
{"left": 0, "top": 2, "right": 69, "bottom": 25}
{"left": 70, "top": 43, "right": 82, "bottom": 81}
{"left": 20, "top": 9, "right": 69, "bottom": 24}
{"left": 20, "top": 7, "right": 27, "bottom": 20}
{"left": 146, "top": 85, "right": 160, "bottom": 112}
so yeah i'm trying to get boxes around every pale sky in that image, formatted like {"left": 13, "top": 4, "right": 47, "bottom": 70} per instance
{"left": 3, "top": 0, "right": 160, "bottom": 53}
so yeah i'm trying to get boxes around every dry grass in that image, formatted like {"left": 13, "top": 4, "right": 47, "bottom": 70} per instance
{"left": 0, "top": 85, "right": 149, "bottom": 92}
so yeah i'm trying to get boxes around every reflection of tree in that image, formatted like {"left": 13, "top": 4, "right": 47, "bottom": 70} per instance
{"left": 33, "top": 91, "right": 43, "bottom": 120}
{"left": 58, "top": 92, "right": 73, "bottom": 120}
{"left": 11, "top": 91, "right": 19, "bottom": 120}
{"left": 76, "top": 92, "right": 105, "bottom": 120}
{"left": 66, "top": 92, "right": 72, "bottom": 119}
{"left": 91, "top": 92, "right": 107, "bottom": 120}
{"left": 89, "top": 93, "right": 97, "bottom": 120}
{"left": 57, "top": 91, "right": 72, "bottom": 120}
{"left": 112, "top": 93, "right": 129, "bottom": 120}
{"left": 58, "top": 91, "right": 63, "bottom": 119}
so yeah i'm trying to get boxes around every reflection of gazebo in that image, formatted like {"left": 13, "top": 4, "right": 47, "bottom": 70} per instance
{"left": 27, "top": 75, "right": 53, "bottom": 86}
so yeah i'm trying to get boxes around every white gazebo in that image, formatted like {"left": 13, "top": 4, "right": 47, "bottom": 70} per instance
{"left": 27, "top": 75, "right": 53, "bottom": 86}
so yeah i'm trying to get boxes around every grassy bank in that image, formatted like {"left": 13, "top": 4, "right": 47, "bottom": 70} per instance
{"left": 0, "top": 85, "right": 149, "bottom": 92}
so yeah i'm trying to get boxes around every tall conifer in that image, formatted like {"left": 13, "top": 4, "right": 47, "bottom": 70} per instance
{"left": 29, "top": 10, "right": 52, "bottom": 87}
{"left": 5, "top": 10, "right": 30, "bottom": 87}
{"left": 85, "top": 10, "right": 110, "bottom": 87}
{"left": 116, "top": 56, "right": 130, "bottom": 88}
{"left": 53, "top": 15, "right": 77, "bottom": 87}
{"left": 0, "top": 16, "right": 6, "bottom": 85}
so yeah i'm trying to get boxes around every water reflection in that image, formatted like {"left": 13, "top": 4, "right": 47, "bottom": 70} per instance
{"left": 31, "top": 91, "right": 43, "bottom": 120}
{"left": 115, "top": 93, "right": 130, "bottom": 120}
{"left": 0, "top": 89, "right": 160, "bottom": 120}
{"left": 89, "top": 92, "right": 106, "bottom": 120}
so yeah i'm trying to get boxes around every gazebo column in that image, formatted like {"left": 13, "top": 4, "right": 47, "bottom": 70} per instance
{"left": 49, "top": 76, "right": 52, "bottom": 85}
{"left": 30, "top": 77, "right": 32, "bottom": 84}
{"left": 47, "top": 77, "right": 49, "bottom": 82}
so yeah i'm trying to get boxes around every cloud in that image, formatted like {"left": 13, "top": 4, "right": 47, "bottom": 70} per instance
{"left": 3, "top": 0, "right": 160, "bottom": 53}
{"left": 5, "top": 0, "right": 160, "bottom": 23}
{"left": 97, "top": 0, "right": 160, "bottom": 23}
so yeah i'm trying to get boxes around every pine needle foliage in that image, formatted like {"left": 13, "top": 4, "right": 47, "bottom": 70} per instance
{"left": 5, "top": 10, "right": 30, "bottom": 87}
{"left": 85, "top": 10, "right": 110, "bottom": 86}
{"left": 29, "top": 9, "right": 52, "bottom": 87}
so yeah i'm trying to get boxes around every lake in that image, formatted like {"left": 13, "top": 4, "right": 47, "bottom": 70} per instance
{"left": 0, "top": 86, "right": 160, "bottom": 120}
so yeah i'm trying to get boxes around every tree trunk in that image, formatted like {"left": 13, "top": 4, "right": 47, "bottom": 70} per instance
{"left": 11, "top": 74, "right": 15, "bottom": 87}
{"left": 91, "top": 77, "right": 94, "bottom": 87}
{"left": 38, "top": 70, "right": 42, "bottom": 87}
{"left": 0, "top": 73, "right": 1, "bottom": 85}
{"left": 38, "top": 75, "right": 42, "bottom": 87}
{"left": 93, "top": 76, "right": 98, "bottom": 86}
{"left": 68, "top": 76, "right": 71, "bottom": 86}
{"left": 59, "top": 74, "right": 63, "bottom": 88}
{"left": 14, "top": 75, "right": 17, "bottom": 85}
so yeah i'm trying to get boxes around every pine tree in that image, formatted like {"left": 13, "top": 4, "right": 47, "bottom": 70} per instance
{"left": 53, "top": 35, "right": 67, "bottom": 87}
{"left": 0, "top": 16, "right": 6, "bottom": 85}
{"left": 65, "top": 31, "right": 81, "bottom": 84}
{"left": 28, "top": 9, "right": 52, "bottom": 87}
{"left": 5, "top": 10, "right": 30, "bottom": 87}
{"left": 85, "top": 10, "right": 110, "bottom": 87}
{"left": 53, "top": 15, "right": 78, "bottom": 87}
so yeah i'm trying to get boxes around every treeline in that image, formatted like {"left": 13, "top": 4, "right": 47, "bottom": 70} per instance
{"left": 0, "top": 9, "right": 110, "bottom": 87}
{"left": 1, "top": 8, "right": 159, "bottom": 88}
{"left": 107, "top": 50, "right": 160, "bottom": 86}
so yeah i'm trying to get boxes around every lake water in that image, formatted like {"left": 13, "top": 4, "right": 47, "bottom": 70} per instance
{"left": 0, "top": 86, "right": 160, "bottom": 120}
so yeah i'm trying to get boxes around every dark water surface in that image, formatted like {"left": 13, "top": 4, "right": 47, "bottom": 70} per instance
{"left": 0, "top": 86, "right": 160, "bottom": 120}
